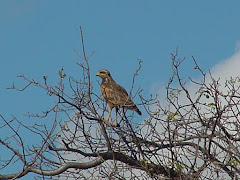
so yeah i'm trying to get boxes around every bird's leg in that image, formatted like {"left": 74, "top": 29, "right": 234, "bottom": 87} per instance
{"left": 114, "top": 107, "right": 119, "bottom": 127}
{"left": 104, "top": 107, "right": 112, "bottom": 125}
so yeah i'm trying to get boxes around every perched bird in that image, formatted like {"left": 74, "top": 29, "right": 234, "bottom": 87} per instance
{"left": 96, "top": 69, "right": 141, "bottom": 126}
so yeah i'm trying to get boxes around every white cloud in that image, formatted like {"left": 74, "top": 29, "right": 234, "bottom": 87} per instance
{"left": 210, "top": 47, "right": 240, "bottom": 81}
{"left": 235, "top": 41, "right": 240, "bottom": 52}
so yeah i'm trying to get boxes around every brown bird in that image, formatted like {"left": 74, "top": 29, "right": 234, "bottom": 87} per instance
{"left": 96, "top": 69, "right": 141, "bottom": 126}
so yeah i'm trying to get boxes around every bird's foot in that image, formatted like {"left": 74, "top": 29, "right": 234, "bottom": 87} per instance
{"left": 103, "top": 119, "right": 112, "bottom": 126}
{"left": 103, "top": 119, "right": 120, "bottom": 128}
{"left": 114, "top": 120, "right": 120, "bottom": 128}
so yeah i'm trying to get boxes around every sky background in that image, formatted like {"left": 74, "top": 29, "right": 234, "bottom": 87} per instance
{"left": 1, "top": 1, "right": 240, "bottom": 179}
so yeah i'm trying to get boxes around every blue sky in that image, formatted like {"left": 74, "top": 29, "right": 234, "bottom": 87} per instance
{"left": 0, "top": 1, "right": 240, "bottom": 179}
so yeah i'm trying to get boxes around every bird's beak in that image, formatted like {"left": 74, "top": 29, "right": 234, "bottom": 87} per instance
{"left": 96, "top": 71, "right": 100, "bottom": 76}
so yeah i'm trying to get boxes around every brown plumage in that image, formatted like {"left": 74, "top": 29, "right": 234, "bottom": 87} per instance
{"left": 96, "top": 69, "right": 141, "bottom": 125}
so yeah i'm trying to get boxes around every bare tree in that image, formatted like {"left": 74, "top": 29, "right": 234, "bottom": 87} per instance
{"left": 1, "top": 28, "right": 240, "bottom": 180}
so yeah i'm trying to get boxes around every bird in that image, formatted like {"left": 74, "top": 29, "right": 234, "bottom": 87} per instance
{"left": 96, "top": 69, "right": 141, "bottom": 126}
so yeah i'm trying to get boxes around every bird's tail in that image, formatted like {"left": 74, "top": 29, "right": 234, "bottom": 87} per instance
{"left": 134, "top": 107, "right": 142, "bottom": 116}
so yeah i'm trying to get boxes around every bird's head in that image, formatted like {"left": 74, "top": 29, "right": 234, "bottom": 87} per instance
{"left": 96, "top": 69, "right": 111, "bottom": 79}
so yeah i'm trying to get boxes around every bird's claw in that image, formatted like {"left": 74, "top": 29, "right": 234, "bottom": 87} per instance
{"left": 114, "top": 120, "right": 120, "bottom": 127}
{"left": 103, "top": 119, "right": 120, "bottom": 127}
{"left": 103, "top": 119, "right": 111, "bottom": 125}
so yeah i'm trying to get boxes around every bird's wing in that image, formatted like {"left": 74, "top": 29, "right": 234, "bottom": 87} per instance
{"left": 115, "top": 84, "right": 128, "bottom": 96}
{"left": 101, "top": 82, "right": 141, "bottom": 114}
{"left": 101, "top": 83, "right": 130, "bottom": 106}
{"left": 114, "top": 84, "right": 136, "bottom": 106}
